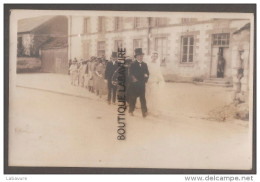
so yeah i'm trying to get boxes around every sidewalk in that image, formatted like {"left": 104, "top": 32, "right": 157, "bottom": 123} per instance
{"left": 15, "top": 73, "right": 240, "bottom": 123}
{"left": 16, "top": 73, "right": 102, "bottom": 101}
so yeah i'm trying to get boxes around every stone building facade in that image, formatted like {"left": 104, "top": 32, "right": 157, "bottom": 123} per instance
{"left": 68, "top": 16, "right": 251, "bottom": 85}
{"left": 232, "top": 23, "right": 251, "bottom": 103}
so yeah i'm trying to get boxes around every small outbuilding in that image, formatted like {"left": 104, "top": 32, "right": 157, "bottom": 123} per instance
{"left": 40, "top": 37, "right": 68, "bottom": 74}
{"left": 17, "top": 15, "right": 68, "bottom": 74}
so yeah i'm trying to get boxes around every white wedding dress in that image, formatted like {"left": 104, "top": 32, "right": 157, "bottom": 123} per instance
{"left": 146, "top": 58, "right": 165, "bottom": 116}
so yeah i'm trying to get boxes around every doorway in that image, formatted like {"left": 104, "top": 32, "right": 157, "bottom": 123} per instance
{"left": 210, "top": 47, "right": 231, "bottom": 78}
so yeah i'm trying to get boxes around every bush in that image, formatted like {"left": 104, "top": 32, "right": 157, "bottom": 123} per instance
{"left": 193, "top": 77, "right": 204, "bottom": 82}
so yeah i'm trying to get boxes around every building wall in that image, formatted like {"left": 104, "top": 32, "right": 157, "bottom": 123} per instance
{"left": 232, "top": 28, "right": 250, "bottom": 94}
{"left": 70, "top": 16, "right": 250, "bottom": 82}
{"left": 41, "top": 48, "right": 68, "bottom": 74}
{"left": 69, "top": 16, "right": 84, "bottom": 59}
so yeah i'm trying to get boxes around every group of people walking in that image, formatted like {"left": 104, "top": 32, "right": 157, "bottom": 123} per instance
{"left": 69, "top": 48, "right": 165, "bottom": 118}
{"left": 69, "top": 55, "right": 109, "bottom": 99}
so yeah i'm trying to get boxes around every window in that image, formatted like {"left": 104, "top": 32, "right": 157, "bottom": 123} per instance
{"left": 134, "top": 17, "right": 146, "bottom": 28}
{"left": 114, "top": 40, "right": 123, "bottom": 51}
{"left": 181, "top": 18, "right": 197, "bottom": 24}
{"left": 82, "top": 40, "right": 90, "bottom": 59}
{"left": 135, "top": 18, "right": 141, "bottom": 28}
{"left": 133, "top": 39, "right": 142, "bottom": 55}
{"left": 98, "top": 17, "right": 105, "bottom": 32}
{"left": 97, "top": 41, "right": 105, "bottom": 57}
{"left": 155, "top": 37, "right": 167, "bottom": 62}
{"left": 83, "top": 18, "right": 90, "bottom": 33}
{"left": 212, "top": 33, "right": 230, "bottom": 47}
{"left": 181, "top": 36, "right": 194, "bottom": 63}
{"left": 155, "top": 17, "right": 168, "bottom": 26}
{"left": 115, "top": 17, "right": 123, "bottom": 31}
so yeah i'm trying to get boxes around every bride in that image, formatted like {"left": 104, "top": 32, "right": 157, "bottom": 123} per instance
{"left": 146, "top": 51, "right": 165, "bottom": 117}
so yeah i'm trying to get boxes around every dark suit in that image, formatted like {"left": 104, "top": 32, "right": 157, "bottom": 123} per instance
{"left": 128, "top": 60, "right": 149, "bottom": 116}
{"left": 105, "top": 61, "right": 118, "bottom": 103}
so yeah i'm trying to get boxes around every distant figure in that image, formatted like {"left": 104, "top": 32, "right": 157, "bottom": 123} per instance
{"left": 78, "top": 60, "right": 87, "bottom": 87}
{"left": 68, "top": 59, "right": 72, "bottom": 75}
{"left": 83, "top": 60, "right": 90, "bottom": 89}
{"left": 95, "top": 58, "right": 107, "bottom": 98}
{"left": 93, "top": 58, "right": 99, "bottom": 94}
{"left": 73, "top": 57, "right": 77, "bottom": 64}
{"left": 88, "top": 57, "right": 97, "bottom": 93}
{"left": 69, "top": 60, "right": 78, "bottom": 86}
{"left": 105, "top": 52, "right": 118, "bottom": 105}
{"left": 86, "top": 58, "right": 93, "bottom": 92}
{"left": 217, "top": 52, "right": 225, "bottom": 78}
{"left": 101, "top": 55, "right": 108, "bottom": 63}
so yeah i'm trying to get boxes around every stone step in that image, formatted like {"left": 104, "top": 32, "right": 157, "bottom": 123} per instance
{"left": 194, "top": 81, "right": 233, "bottom": 87}
{"left": 204, "top": 79, "right": 231, "bottom": 84}
{"left": 207, "top": 77, "right": 230, "bottom": 80}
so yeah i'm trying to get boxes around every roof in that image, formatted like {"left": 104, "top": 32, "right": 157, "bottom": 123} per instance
{"left": 18, "top": 16, "right": 55, "bottom": 33}
{"left": 233, "top": 23, "right": 250, "bottom": 34}
{"left": 41, "top": 37, "right": 68, "bottom": 50}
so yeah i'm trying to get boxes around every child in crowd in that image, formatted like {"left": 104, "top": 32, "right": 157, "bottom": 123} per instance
{"left": 69, "top": 60, "right": 79, "bottom": 86}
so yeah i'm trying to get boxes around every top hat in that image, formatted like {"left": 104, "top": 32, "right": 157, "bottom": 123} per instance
{"left": 111, "top": 52, "right": 118, "bottom": 58}
{"left": 134, "top": 48, "right": 144, "bottom": 56}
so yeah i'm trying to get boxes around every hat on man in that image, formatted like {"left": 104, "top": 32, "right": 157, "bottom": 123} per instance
{"left": 134, "top": 48, "right": 144, "bottom": 56}
{"left": 97, "top": 57, "right": 102, "bottom": 63}
{"left": 111, "top": 52, "right": 118, "bottom": 58}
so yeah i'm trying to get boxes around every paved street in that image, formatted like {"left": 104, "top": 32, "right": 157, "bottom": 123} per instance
{"left": 8, "top": 74, "right": 252, "bottom": 169}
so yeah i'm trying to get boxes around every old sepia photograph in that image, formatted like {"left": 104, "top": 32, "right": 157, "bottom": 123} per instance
{"left": 6, "top": 5, "right": 255, "bottom": 173}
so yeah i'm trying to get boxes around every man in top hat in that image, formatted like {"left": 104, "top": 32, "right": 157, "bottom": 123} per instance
{"left": 105, "top": 52, "right": 119, "bottom": 104}
{"left": 128, "top": 48, "right": 149, "bottom": 117}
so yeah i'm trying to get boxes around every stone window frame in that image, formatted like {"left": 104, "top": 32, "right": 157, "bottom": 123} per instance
{"left": 155, "top": 17, "right": 168, "bottom": 27}
{"left": 81, "top": 39, "right": 91, "bottom": 59}
{"left": 212, "top": 33, "right": 230, "bottom": 47}
{"left": 154, "top": 36, "right": 168, "bottom": 63}
{"left": 134, "top": 17, "right": 147, "bottom": 29}
{"left": 114, "top": 17, "right": 123, "bottom": 31}
{"left": 114, "top": 40, "right": 123, "bottom": 52}
{"left": 83, "top": 17, "right": 90, "bottom": 34}
{"left": 98, "top": 16, "right": 105, "bottom": 33}
{"left": 181, "top": 18, "right": 197, "bottom": 24}
{"left": 97, "top": 41, "right": 106, "bottom": 57}
{"left": 180, "top": 35, "right": 195, "bottom": 64}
